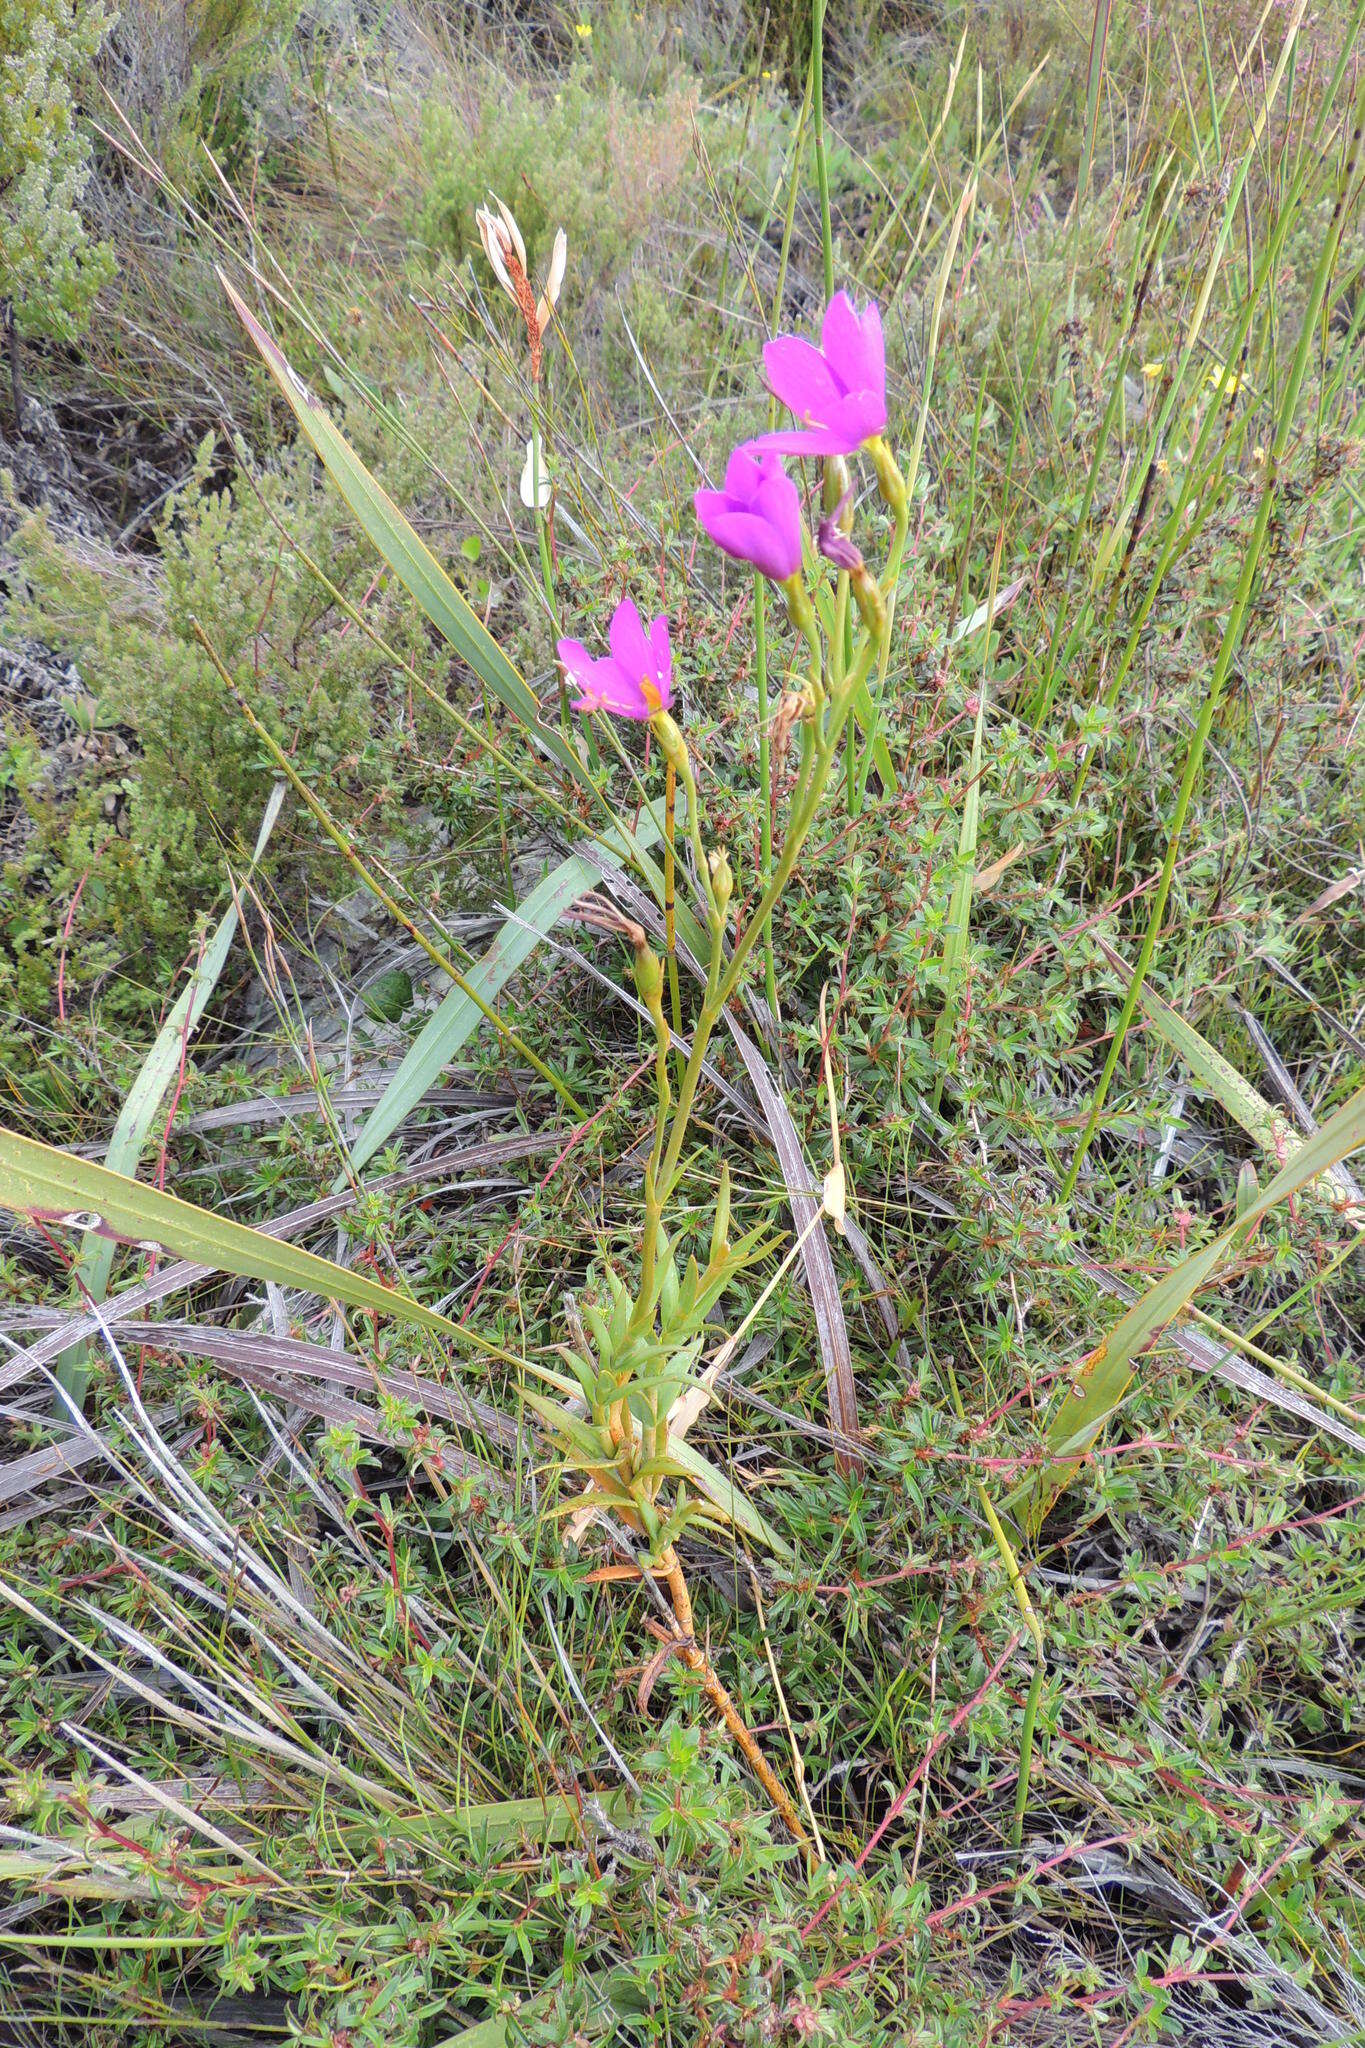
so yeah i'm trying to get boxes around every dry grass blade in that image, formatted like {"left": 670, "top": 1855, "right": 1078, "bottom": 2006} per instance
{"left": 0, "top": 1405, "right": 178, "bottom": 1512}
{"left": 726, "top": 1018, "right": 862, "bottom": 1477}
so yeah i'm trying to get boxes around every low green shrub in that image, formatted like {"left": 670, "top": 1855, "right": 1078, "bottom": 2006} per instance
{"left": 2, "top": 432, "right": 434, "bottom": 1028}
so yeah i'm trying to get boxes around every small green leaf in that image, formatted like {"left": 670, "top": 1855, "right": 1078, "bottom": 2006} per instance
{"left": 363, "top": 968, "right": 414, "bottom": 1023}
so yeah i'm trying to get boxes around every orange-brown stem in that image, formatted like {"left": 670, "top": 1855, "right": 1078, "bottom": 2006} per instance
{"left": 659, "top": 1545, "right": 813, "bottom": 1861}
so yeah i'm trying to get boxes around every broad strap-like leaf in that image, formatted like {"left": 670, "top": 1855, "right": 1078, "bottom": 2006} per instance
{"left": 0, "top": 1130, "right": 464, "bottom": 1344}
{"left": 1092, "top": 935, "right": 1363, "bottom": 1227}
{"left": 219, "top": 269, "right": 695, "bottom": 951}
{"left": 345, "top": 808, "right": 667, "bottom": 1181}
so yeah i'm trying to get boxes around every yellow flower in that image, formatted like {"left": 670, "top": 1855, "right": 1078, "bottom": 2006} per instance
{"left": 1205, "top": 360, "right": 1243, "bottom": 396}
{"left": 1141, "top": 360, "right": 1164, "bottom": 380}
{"left": 574, "top": 18, "right": 592, "bottom": 34}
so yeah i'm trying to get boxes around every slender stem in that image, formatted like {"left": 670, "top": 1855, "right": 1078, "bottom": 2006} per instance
{"left": 530, "top": 418, "right": 564, "bottom": 733}
{"left": 853, "top": 437, "right": 910, "bottom": 807}
{"left": 664, "top": 760, "right": 683, "bottom": 1042}
{"left": 811, "top": 0, "right": 835, "bottom": 301}
{"left": 753, "top": 574, "right": 778, "bottom": 1025}
{"left": 658, "top": 633, "right": 878, "bottom": 1200}
{"left": 1011, "top": 1659, "right": 1045, "bottom": 1854}
{"left": 661, "top": 1545, "right": 813, "bottom": 1860}
{"left": 633, "top": 954, "right": 674, "bottom": 1339}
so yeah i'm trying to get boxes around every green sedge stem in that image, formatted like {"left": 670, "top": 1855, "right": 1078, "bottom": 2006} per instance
{"left": 812, "top": 0, "right": 835, "bottom": 302}
{"left": 852, "top": 435, "right": 910, "bottom": 808}
{"left": 1012, "top": 1660, "right": 1045, "bottom": 1854}
{"left": 1060, "top": 64, "right": 1365, "bottom": 1203}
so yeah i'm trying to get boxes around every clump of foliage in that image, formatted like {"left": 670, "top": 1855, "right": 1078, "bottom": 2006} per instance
{"left": 0, "top": 0, "right": 115, "bottom": 351}
{"left": 417, "top": 70, "right": 696, "bottom": 287}
{"left": 3, "top": 433, "right": 426, "bottom": 1021}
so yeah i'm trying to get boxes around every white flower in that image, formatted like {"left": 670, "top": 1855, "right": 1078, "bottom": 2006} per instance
{"left": 536, "top": 227, "right": 567, "bottom": 339}
{"left": 519, "top": 431, "right": 551, "bottom": 509}
{"left": 476, "top": 196, "right": 567, "bottom": 341}
{"left": 475, "top": 194, "right": 525, "bottom": 300}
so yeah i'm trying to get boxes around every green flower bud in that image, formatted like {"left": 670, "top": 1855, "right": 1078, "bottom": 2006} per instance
{"left": 708, "top": 846, "right": 734, "bottom": 920}
{"left": 780, "top": 571, "right": 817, "bottom": 640}
{"left": 633, "top": 940, "right": 665, "bottom": 1008}
{"left": 650, "top": 708, "right": 689, "bottom": 778}
{"left": 864, "top": 434, "right": 908, "bottom": 516}
{"left": 822, "top": 454, "right": 852, "bottom": 519}
{"left": 851, "top": 563, "right": 887, "bottom": 637}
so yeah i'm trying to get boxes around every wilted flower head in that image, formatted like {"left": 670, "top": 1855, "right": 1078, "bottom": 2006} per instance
{"left": 694, "top": 447, "right": 805, "bottom": 583}
{"left": 749, "top": 291, "right": 886, "bottom": 458}
{"left": 476, "top": 194, "right": 567, "bottom": 377}
{"left": 816, "top": 486, "right": 861, "bottom": 572}
{"left": 558, "top": 597, "right": 673, "bottom": 720}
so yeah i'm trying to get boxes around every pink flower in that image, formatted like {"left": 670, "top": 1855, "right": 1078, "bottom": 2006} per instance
{"left": 557, "top": 597, "right": 673, "bottom": 720}
{"left": 694, "top": 447, "right": 805, "bottom": 582}
{"left": 749, "top": 291, "right": 886, "bottom": 458}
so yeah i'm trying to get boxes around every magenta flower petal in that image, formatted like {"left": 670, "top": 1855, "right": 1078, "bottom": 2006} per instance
{"left": 561, "top": 598, "right": 672, "bottom": 721}
{"left": 608, "top": 597, "right": 652, "bottom": 683}
{"left": 648, "top": 610, "right": 671, "bottom": 680}
{"left": 696, "top": 506, "right": 798, "bottom": 582}
{"left": 762, "top": 335, "right": 843, "bottom": 424}
{"left": 556, "top": 637, "right": 597, "bottom": 686}
{"left": 694, "top": 446, "right": 805, "bottom": 582}
{"left": 821, "top": 291, "right": 884, "bottom": 401}
{"left": 757, "top": 291, "right": 887, "bottom": 456}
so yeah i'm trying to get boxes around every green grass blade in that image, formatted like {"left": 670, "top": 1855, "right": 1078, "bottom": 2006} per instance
{"left": 345, "top": 807, "right": 667, "bottom": 1182}
{"left": 931, "top": 531, "right": 1003, "bottom": 1106}
{"left": 1093, "top": 936, "right": 1363, "bottom": 1223}
{"left": 1020, "top": 1080, "right": 1365, "bottom": 1527}
{"left": 0, "top": 1131, "right": 464, "bottom": 1345}
{"left": 56, "top": 783, "right": 285, "bottom": 1409}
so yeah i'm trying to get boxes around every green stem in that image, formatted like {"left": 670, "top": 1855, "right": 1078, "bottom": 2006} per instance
{"left": 658, "top": 632, "right": 878, "bottom": 1201}
{"left": 1011, "top": 1660, "right": 1045, "bottom": 1854}
{"left": 852, "top": 493, "right": 910, "bottom": 812}
{"left": 811, "top": 0, "right": 835, "bottom": 301}
{"left": 753, "top": 573, "right": 778, "bottom": 1024}
{"left": 664, "top": 760, "right": 683, "bottom": 1044}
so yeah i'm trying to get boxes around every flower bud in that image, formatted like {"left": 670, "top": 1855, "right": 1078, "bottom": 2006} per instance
{"left": 850, "top": 563, "right": 886, "bottom": 637}
{"left": 707, "top": 846, "right": 734, "bottom": 920}
{"left": 780, "top": 572, "right": 817, "bottom": 640}
{"left": 865, "top": 434, "right": 908, "bottom": 516}
{"left": 650, "top": 708, "right": 689, "bottom": 778}
{"left": 632, "top": 940, "right": 665, "bottom": 1009}
{"left": 822, "top": 455, "right": 852, "bottom": 518}
{"left": 817, "top": 512, "right": 862, "bottom": 575}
